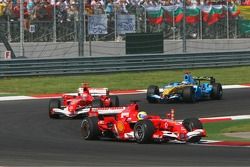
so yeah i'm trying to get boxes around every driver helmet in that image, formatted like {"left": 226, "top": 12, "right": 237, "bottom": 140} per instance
{"left": 182, "top": 72, "right": 193, "bottom": 84}
{"left": 81, "top": 92, "right": 88, "bottom": 97}
{"left": 78, "top": 87, "right": 84, "bottom": 94}
{"left": 137, "top": 111, "right": 148, "bottom": 120}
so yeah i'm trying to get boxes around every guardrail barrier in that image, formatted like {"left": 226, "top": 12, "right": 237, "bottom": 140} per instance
{"left": 1, "top": 51, "right": 250, "bottom": 77}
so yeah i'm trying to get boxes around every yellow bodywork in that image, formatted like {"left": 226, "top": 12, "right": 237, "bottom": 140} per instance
{"left": 162, "top": 85, "right": 193, "bottom": 96}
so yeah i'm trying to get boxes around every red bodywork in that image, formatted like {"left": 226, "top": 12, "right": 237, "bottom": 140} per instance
{"left": 86, "top": 102, "right": 206, "bottom": 142}
{"left": 62, "top": 84, "right": 112, "bottom": 114}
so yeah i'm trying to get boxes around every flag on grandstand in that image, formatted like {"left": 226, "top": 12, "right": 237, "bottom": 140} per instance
{"left": 146, "top": 6, "right": 164, "bottom": 25}
{"left": 162, "top": 5, "right": 183, "bottom": 24}
{"left": 242, "top": 0, "right": 250, "bottom": 5}
{"left": 202, "top": 5, "right": 212, "bottom": 23}
{"left": 239, "top": 19, "right": 250, "bottom": 34}
{"left": 186, "top": 5, "right": 200, "bottom": 24}
{"left": 202, "top": 5, "right": 223, "bottom": 25}
{"left": 238, "top": 6, "right": 250, "bottom": 20}
{"left": 228, "top": 5, "right": 240, "bottom": 17}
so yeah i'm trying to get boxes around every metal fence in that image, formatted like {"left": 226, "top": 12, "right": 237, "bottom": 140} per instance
{"left": 0, "top": 3, "right": 248, "bottom": 43}
{"left": 1, "top": 2, "right": 250, "bottom": 59}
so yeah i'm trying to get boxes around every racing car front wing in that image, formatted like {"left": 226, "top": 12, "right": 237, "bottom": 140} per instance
{"left": 52, "top": 107, "right": 126, "bottom": 117}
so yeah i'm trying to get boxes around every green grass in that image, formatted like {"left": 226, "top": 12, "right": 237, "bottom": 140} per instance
{"left": 204, "top": 119, "right": 250, "bottom": 141}
{"left": 0, "top": 93, "right": 18, "bottom": 96}
{"left": 0, "top": 66, "right": 250, "bottom": 95}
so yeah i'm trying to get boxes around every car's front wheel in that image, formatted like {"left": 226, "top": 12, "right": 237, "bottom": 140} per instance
{"left": 146, "top": 85, "right": 160, "bottom": 103}
{"left": 182, "top": 118, "right": 203, "bottom": 143}
{"left": 134, "top": 120, "right": 155, "bottom": 144}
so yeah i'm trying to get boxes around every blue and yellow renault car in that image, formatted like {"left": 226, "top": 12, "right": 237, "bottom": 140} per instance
{"left": 146, "top": 72, "right": 223, "bottom": 103}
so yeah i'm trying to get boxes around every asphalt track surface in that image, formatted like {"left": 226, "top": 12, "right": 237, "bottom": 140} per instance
{"left": 0, "top": 88, "right": 250, "bottom": 166}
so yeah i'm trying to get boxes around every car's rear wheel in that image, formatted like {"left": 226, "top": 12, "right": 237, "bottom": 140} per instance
{"left": 80, "top": 117, "right": 100, "bottom": 140}
{"left": 134, "top": 120, "right": 155, "bottom": 144}
{"left": 182, "top": 118, "right": 203, "bottom": 143}
{"left": 211, "top": 83, "right": 223, "bottom": 100}
{"left": 183, "top": 86, "right": 196, "bottom": 103}
{"left": 110, "top": 95, "right": 119, "bottom": 107}
{"left": 49, "top": 99, "right": 61, "bottom": 119}
{"left": 92, "top": 98, "right": 103, "bottom": 108}
{"left": 146, "top": 85, "right": 160, "bottom": 103}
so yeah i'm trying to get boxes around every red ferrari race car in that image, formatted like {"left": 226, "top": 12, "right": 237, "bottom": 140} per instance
{"left": 80, "top": 101, "right": 206, "bottom": 144}
{"left": 49, "top": 83, "right": 119, "bottom": 118}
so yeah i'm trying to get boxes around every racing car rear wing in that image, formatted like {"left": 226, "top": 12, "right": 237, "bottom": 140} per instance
{"left": 77, "top": 87, "right": 109, "bottom": 96}
{"left": 192, "top": 76, "right": 216, "bottom": 84}
{"left": 88, "top": 88, "right": 109, "bottom": 96}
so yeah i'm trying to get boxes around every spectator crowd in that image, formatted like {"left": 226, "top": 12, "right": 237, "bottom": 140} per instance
{"left": 0, "top": 0, "right": 247, "bottom": 22}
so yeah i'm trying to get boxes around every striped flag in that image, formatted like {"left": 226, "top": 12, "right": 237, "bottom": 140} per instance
{"left": 163, "top": 5, "right": 183, "bottom": 24}
{"left": 228, "top": 5, "right": 240, "bottom": 17}
{"left": 146, "top": 6, "right": 164, "bottom": 25}
{"left": 238, "top": 6, "right": 250, "bottom": 34}
{"left": 238, "top": 6, "right": 250, "bottom": 20}
{"left": 186, "top": 5, "right": 200, "bottom": 24}
{"left": 202, "top": 5, "right": 223, "bottom": 26}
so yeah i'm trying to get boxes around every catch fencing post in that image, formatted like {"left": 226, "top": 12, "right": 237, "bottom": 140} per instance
{"left": 79, "top": 0, "right": 84, "bottom": 56}
{"left": 182, "top": 0, "right": 187, "bottom": 53}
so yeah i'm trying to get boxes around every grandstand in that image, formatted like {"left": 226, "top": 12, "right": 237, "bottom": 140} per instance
{"left": 0, "top": 0, "right": 250, "bottom": 59}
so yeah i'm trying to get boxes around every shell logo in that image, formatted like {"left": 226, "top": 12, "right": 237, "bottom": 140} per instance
{"left": 116, "top": 121, "right": 125, "bottom": 133}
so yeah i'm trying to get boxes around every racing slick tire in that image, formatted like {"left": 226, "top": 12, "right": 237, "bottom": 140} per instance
{"left": 110, "top": 95, "right": 119, "bottom": 107}
{"left": 211, "top": 83, "right": 223, "bottom": 100}
{"left": 81, "top": 117, "right": 100, "bottom": 140}
{"left": 183, "top": 86, "right": 196, "bottom": 103}
{"left": 134, "top": 120, "right": 155, "bottom": 144}
{"left": 49, "top": 99, "right": 61, "bottom": 119}
{"left": 210, "top": 77, "right": 216, "bottom": 85}
{"left": 182, "top": 118, "right": 203, "bottom": 143}
{"left": 146, "top": 85, "right": 160, "bottom": 103}
{"left": 92, "top": 98, "right": 103, "bottom": 108}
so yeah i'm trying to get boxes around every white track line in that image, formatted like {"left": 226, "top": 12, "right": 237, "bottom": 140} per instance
{"left": 0, "top": 84, "right": 250, "bottom": 101}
